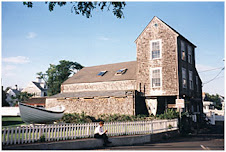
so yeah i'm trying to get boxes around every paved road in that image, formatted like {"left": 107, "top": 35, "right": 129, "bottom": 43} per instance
{"left": 96, "top": 134, "right": 224, "bottom": 150}
{"left": 94, "top": 124, "right": 224, "bottom": 150}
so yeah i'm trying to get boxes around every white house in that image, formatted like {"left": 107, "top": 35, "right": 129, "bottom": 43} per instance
{"left": 22, "top": 77, "right": 48, "bottom": 97}
{"left": 6, "top": 88, "right": 21, "bottom": 106}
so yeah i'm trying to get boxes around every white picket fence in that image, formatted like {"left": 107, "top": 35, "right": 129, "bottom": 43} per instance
{"left": 2, "top": 119, "right": 178, "bottom": 146}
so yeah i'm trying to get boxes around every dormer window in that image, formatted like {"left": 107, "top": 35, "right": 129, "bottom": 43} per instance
{"left": 97, "top": 71, "right": 107, "bottom": 76}
{"left": 116, "top": 68, "right": 127, "bottom": 75}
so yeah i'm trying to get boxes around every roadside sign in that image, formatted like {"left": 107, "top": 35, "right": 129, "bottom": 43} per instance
{"left": 175, "top": 99, "right": 184, "bottom": 108}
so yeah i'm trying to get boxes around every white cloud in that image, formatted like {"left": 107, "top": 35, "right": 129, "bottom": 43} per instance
{"left": 26, "top": 32, "right": 37, "bottom": 39}
{"left": 2, "top": 56, "right": 30, "bottom": 64}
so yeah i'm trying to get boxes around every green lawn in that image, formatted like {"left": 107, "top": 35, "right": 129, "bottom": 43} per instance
{"left": 2, "top": 116, "right": 26, "bottom": 127}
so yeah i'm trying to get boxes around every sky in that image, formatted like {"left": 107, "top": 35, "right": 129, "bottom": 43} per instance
{"left": 1, "top": 2, "right": 225, "bottom": 96}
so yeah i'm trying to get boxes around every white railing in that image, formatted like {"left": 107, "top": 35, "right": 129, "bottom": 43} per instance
{"left": 2, "top": 119, "right": 178, "bottom": 146}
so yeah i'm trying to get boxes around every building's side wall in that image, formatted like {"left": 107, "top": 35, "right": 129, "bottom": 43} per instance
{"left": 61, "top": 80, "right": 137, "bottom": 93}
{"left": 46, "top": 95, "right": 135, "bottom": 116}
{"left": 136, "top": 17, "right": 179, "bottom": 96}
{"left": 177, "top": 36, "right": 203, "bottom": 122}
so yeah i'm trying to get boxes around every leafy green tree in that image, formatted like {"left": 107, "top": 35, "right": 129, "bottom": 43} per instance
{"left": 2, "top": 86, "right": 9, "bottom": 107}
{"left": 204, "top": 93, "right": 222, "bottom": 110}
{"left": 23, "top": 2, "right": 126, "bottom": 18}
{"left": 12, "top": 92, "right": 34, "bottom": 105}
{"left": 37, "top": 60, "right": 83, "bottom": 96}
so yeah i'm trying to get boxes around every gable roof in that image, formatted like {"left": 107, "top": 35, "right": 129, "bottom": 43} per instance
{"left": 135, "top": 16, "right": 196, "bottom": 47}
{"left": 62, "top": 61, "right": 137, "bottom": 85}
{"left": 8, "top": 89, "right": 20, "bottom": 95}
{"left": 32, "top": 82, "right": 47, "bottom": 91}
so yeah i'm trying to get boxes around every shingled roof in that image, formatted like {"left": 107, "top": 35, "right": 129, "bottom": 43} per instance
{"left": 32, "top": 82, "right": 47, "bottom": 91}
{"left": 62, "top": 61, "right": 137, "bottom": 85}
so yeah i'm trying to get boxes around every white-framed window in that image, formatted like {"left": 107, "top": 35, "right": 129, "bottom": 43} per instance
{"left": 188, "top": 45, "right": 192, "bottom": 64}
{"left": 115, "top": 68, "right": 127, "bottom": 75}
{"left": 151, "top": 67, "right": 162, "bottom": 88}
{"left": 182, "top": 68, "right": 187, "bottom": 88}
{"left": 196, "top": 76, "right": 199, "bottom": 92}
{"left": 181, "top": 40, "right": 186, "bottom": 61}
{"left": 98, "top": 70, "right": 107, "bottom": 76}
{"left": 150, "top": 39, "right": 162, "bottom": 60}
{"left": 189, "top": 70, "right": 193, "bottom": 90}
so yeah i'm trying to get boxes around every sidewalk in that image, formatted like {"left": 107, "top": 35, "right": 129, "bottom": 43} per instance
{"left": 3, "top": 130, "right": 179, "bottom": 150}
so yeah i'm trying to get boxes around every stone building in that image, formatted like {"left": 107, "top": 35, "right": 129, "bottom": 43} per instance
{"left": 46, "top": 16, "right": 203, "bottom": 118}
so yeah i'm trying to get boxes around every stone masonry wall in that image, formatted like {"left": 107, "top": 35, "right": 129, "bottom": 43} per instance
{"left": 136, "top": 17, "right": 179, "bottom": 96}
{"left": 61, "top": 80, "right": 137, "bottom": 93}
{"left": 46, "top": 95, "right": 135, "bottom": 116}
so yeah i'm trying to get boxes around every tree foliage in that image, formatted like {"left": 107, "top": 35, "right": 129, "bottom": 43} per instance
{"left": 204, "top": 93, "right": 223, "bottom": 110}
{"left": 23, "top": 2, "right": 126, "bottom": 18}
{"left": 2, "top": 86, "right": 9, "bottom": 107}
{"left": 37, "top": 60, "right": 83, "bottom": 96}
{"left": 12, "top": 92, "right": 34, "bottom": 104}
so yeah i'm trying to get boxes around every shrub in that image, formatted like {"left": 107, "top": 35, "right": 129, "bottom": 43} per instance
{"left": 168, "top": 124, "right": 173, "bottom": 129}
{"left": 158, "top": 109, "right": 179, "bottom": 119}
{"left": 58, "top": 113, "right": 148, "bottom": 123}
{"left": 39, "top": 135, "right": 45, "bottom": 142}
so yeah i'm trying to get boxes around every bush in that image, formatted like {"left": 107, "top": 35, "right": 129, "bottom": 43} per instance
{"left": 157, "top": 109, "right": 179, "bottom": 119}
{"left": 39, "top": 135, "right": 45, "bottom": 142}
{"left": 58, "top": 112, "right": 94, "bottom": 123}
{"left": 58, "top": 113, "right": 148, "bottom": 123}
{"left": 58, "top": 111, "right": 177, "bottom": 124}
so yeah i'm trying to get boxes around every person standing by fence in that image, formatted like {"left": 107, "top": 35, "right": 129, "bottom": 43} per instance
{"left": 94, "top": 121, "right": 111, "bottom": 146}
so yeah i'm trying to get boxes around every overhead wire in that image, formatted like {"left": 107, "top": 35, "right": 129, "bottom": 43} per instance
{"left": 198, "top": 67, "right": 223, "bottom": 73}
{"left": 203, "top": 67, "right": 224, "bottom": 85}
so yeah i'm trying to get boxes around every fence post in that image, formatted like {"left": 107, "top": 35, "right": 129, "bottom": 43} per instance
{"left": 65, "top": 124, "right": 68, "bottom": 140}
{"left": 86, "top": 123, "right": 89, "bottom": 137}
{"left": 10, "top": 127, "right": 14, "bottom": 145}
{"left": 17, "top": 127, "right": 21, "bottom": 144}
{"left": 48, "top": 125, "right": 51, "bottom": 141}
{"left": 32, "top": 125, "right": 35, "bottom": 143}
{"left": 6, "top": 127, "right": 10, "bottom": 145}
{"left": 57, "top": 124, "right": 60, "bottom": 141}
{"left": 14, "top": 127, "right": 17, "bottom": 145}
{"left": 3, "top": 128, "right": 6, "bottom": 145}
{"left": 165, "top": 120, "right": 168, "bottom": 131}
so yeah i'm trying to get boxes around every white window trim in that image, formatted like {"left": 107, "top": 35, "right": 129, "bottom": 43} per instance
{"left": 150, "top": 39, "right": 162, "bottom": 60}
{"left": 150, "top": 67, "right": 162, "bottom": 88}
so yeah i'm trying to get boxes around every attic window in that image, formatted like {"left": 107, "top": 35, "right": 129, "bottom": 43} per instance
{"left": 116, "top": 68, "right": 127, "bottom": 75}
{"left": 97, "top": 71, "right": 107, "bottom": 76}
{"left": 154, "top": 23, "right": 158, "bottom": 27}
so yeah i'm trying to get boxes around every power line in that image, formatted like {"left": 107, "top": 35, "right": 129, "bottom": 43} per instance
{"left": 203, "top": 67, "right": 225, "bottom": 85}
{"left": 198, "top": 67, "right": 223, "bottom": 73}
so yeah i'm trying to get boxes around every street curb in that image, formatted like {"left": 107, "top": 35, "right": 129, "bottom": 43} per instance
{"left": 3, "top": 130, "right": 179, "bottom": 150}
